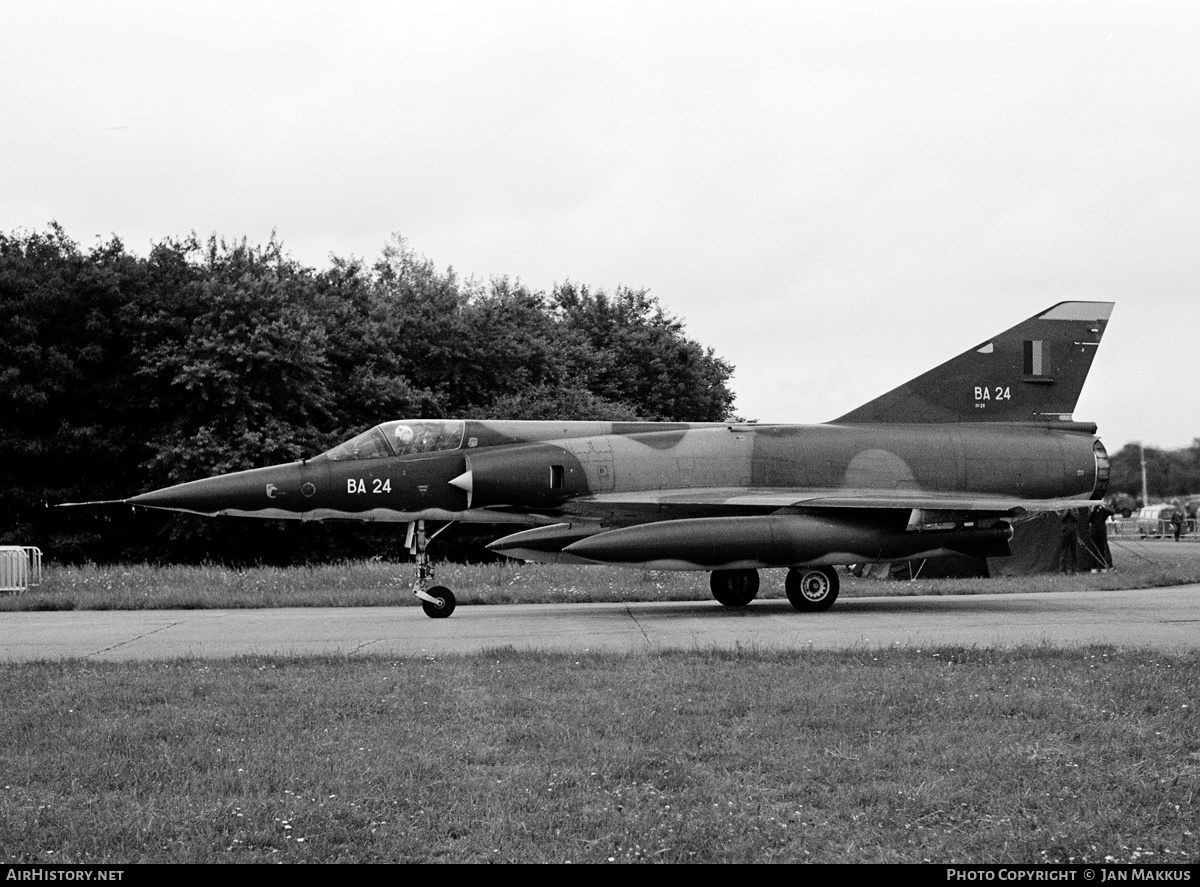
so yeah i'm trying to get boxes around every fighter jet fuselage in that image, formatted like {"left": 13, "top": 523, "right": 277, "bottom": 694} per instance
{"left": 130, "top": 419, "right": 1105, "bottom": 525}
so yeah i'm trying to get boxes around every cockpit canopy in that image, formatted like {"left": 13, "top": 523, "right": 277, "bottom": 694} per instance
{"left": 317, "top": 420, "right": 466, "bottom": 461}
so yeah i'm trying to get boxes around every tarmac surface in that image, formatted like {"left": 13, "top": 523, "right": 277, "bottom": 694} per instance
{"left": 2, "top": 585, "right": 1198, "bottom": 661}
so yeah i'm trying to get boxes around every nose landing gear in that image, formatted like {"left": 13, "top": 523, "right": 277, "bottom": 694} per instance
{"left": 407, "top": 520, "right": 457, "bottom": 618}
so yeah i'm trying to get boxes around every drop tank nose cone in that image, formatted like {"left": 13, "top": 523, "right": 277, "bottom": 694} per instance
{"left": 128, "top": 462, "right": 306, "bottom": 516}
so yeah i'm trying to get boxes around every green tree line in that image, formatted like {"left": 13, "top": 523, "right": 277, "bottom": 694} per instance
{"left": 1, "top": 225, "right": 734, "bottom": 563}
{"left": 1106, "top": 440, "right": 1200, "bottom": 512}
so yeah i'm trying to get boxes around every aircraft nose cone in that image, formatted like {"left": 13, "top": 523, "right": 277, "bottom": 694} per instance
{"left": 129, "top": 462, "right": 306, "bottom": 516}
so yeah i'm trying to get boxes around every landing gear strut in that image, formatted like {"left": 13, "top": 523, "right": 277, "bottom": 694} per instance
{"left": 710, "top": 568, "right": 760, "bottom": 607}
{"left": 407, "top": 520, "right": 456, "bottom": 619}
{"left": 785, "top": 566, "right": 839, "bottom": 612}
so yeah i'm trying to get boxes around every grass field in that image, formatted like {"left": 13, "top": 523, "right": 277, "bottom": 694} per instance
{"left": 5, "top": 538, "right": 1200, "bottom": 613}
{"left": 1, "top": 647, "right": 1196, "bottom": 864}
{"left": 3, "top": 541, "right": 1197, "bottom": 863}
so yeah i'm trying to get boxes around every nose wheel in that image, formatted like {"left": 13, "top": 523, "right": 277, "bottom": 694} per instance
{"left": 408, "top": 520, "right": 458, "bottom": 619}
{"left": 420, "top": 585, "right": 456, "bottom": 619}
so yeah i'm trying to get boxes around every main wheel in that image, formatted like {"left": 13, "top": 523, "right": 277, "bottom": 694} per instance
{"left": 421, "top": 585, "right": 456, "bottom": 619}
{"left": 710, "top": 569, "right": 759, "bottom": 607}
{"left": 786, "top": 567, "right": 839, "bottom": 612}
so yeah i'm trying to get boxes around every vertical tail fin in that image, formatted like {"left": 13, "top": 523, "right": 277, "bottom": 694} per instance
{"left": 835, "top": 301, "right": 1113, "bottom": 425}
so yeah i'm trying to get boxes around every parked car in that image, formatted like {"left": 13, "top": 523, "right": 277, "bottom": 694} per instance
{"left": 1136, "top": 504, "right": 1183, "bottom": 538}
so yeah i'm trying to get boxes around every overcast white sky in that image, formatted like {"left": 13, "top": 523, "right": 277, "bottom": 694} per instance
{"left": 2, "top": 1, "right": 1197, "bottom": 452}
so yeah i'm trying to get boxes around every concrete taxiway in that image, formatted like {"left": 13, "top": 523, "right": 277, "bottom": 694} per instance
{"left": 2, "top": 586, "right": 1198, "bottom": 661}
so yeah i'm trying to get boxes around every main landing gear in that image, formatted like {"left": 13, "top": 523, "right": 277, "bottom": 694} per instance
{"left": 407, "top": 520, "right": 456, "bottom": 619}
{"left": 785, "top": 566, "right": 839, "bottom": 612}
{"left": 707, "top": 566, "right": 841, "bottom": 612}
{"left": 710, "top": 568, "right": 760, "bottom": 607}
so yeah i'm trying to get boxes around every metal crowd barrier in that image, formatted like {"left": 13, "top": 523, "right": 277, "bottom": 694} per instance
{"left": 0, "top": 546, "right": 42, "bottom": 592}
{"left": 1108, "top": 518, "right": 1197, "bottom": 540}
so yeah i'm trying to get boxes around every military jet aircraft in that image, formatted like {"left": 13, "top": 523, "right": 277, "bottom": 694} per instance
{"left": 105, "top": 301, "right": 1114, "bottom": 618}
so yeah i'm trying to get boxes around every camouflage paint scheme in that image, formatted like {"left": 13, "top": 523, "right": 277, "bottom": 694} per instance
{"left": 118, "top": 302, "right": 1113, "bottom": 613}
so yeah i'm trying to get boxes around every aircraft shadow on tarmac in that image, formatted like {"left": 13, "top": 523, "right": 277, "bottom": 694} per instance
{"left": 505, "top": 593, "right": 1078, "bottom": 619}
